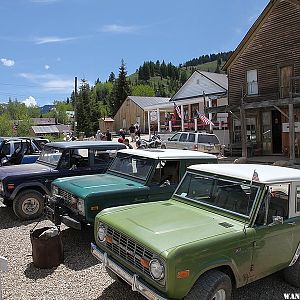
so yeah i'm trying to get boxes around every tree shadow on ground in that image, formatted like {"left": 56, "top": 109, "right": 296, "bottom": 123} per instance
{"left": 60, "top": 225, "right": 98, "bottom": 271}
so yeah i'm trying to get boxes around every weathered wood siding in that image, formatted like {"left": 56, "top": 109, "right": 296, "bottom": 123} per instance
{"left": 114, "top": 99, "right": 144, "bottom": 133}
{"left": 228, "top": 0, "right": 300, "bottom": 107}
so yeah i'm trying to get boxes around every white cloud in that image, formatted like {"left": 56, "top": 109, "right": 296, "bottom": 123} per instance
{"left": 23, "top": 96, "right": 37, "bottom": 107}
{"left": 56, "top": 57, "right": 61, "bottom": 62}
{"left": 101, "top": 24, "right": 138, "bottom": 34}
{"left": 19, "top": 72, "right": 73, "bottom": 92}
{"left": 33, "top": 36, "right": 78, "bottom": 45}
{"left": 1, "top": 58, "right": 15, "bottom": 67}
{"left": 44, "top": 64, "right": 50, "bottom": 70}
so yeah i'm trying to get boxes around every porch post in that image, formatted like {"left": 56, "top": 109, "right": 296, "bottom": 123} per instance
{"left": 194, "top": 118, "right": 197, "bottom": 132}
{"left": 208, "top": 98, "right": 213, "bottom": 133}
{"left": 289, "top": 92, "right": 295, "bottom": 163}
{"left": 240, "top": 98, "right": 247, "bottom": 157}
{"left": 169, "top": 120, "right": 172, "bottom": 132}
{"left": 181, "top": 105, "right": 184, "bottom": 131}
{"left": 157, "top": 108, "right": 161, "bottom": 133}
{"left": 147, "top": 111, "right": 151, "bottom": 139}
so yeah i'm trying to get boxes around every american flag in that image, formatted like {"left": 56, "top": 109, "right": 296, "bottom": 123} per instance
{"left": 197, "top": 111, "right": 214, "bottom": 126}
{"left": 174, "top": 103, "right": 182, "bottom": 119}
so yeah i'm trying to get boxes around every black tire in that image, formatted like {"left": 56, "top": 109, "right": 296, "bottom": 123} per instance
{"left": 13, "top": 190, "right": 45, "bottom": 220}
{"left": 185, "top": 270, "right": 232, "bottom": 300}
{"left": 161, "top": 145, "right": 166, "bottom": 149}
{"left": 105, "top": 267, "right": 126, "bottom": 284}
{"left": 283, "top": 255, "right": 300, "bottom": 288}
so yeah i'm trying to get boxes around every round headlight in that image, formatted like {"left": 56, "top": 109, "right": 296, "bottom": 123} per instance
{"left": 97, "top": 224, "right": 107, "bottom": 242}
{"left": 149, "top": 259, "right": 165, "bottom": 280}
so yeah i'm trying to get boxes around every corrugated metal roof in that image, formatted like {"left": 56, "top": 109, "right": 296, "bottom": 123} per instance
{"left": 172, "top": 71, "right": 227, "bottom": 101}
{"left": 127, "top": 96, "right": 171, "bottom": 109}
{"left": 32, "top": 118, "right": 56, "bottom": 125}
{"left": 32, "top": 125, "right": 59, "bottom": 134}
{"left": 31, "top": 125, "right": 71, "bottom": 134}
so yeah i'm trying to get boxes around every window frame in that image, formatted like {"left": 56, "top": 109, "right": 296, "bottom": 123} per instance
{"left": 246, "top": 69, "right": 258, "bottom": 96}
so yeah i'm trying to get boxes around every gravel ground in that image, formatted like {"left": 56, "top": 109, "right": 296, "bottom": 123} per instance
{"left": 0, "top": 201, "right": 299, "bottom": 300}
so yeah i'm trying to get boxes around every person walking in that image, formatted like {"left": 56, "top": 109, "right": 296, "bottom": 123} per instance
{"left": 129, "top": 124, "right": 136, "bottom": 142}
{"left": 105, "top": 129, "right": 112, "bottom": 141}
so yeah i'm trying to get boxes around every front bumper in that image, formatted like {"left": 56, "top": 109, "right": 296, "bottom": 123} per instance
{"left": 91, "top": 243, "right": 168, "bottom": 300}
{"left": 45, "top": 195, "right": 83, "bottom": 230}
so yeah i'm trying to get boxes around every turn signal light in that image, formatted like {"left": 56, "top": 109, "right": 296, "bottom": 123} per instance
{"left": 105, "top": 236, "right": 113, "bottom": 243}
{"left": 177, "top": 270, "right": 190, "bottom": 278}
{"left": 90, "top": 206, "right": 99, "bottom": 211}
{"left": 140, "top": 258, "right": 150, "bottom": 268}
{"left": 7, "top": 184, "right": 15, "bottom": 190}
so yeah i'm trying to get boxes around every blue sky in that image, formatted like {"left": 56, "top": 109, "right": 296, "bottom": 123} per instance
{"left": 0, "top": 0, "right": 269, "bottom": 106}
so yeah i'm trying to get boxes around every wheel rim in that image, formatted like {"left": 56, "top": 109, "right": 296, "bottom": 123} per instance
{"left": 212, "top": 289, "right": 226, "bottom": 300}
{"left": 21, "top": 197, "right": 40, "bottom": 215}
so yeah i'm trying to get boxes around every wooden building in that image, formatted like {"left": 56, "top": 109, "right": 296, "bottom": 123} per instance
{"left": 113, "top": 96, "right": 171, "bottom": 133}
{"left": 223, "top": 0, "right": 300, "bottom": 158}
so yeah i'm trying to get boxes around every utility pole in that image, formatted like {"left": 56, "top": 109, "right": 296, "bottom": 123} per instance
{"left": 74, "top": 76, "right": 77, "bottom": 133}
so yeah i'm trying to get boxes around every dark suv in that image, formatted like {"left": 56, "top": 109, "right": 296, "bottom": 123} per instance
{"left": 0, "top": 141, "right": 126, "bottom": 220}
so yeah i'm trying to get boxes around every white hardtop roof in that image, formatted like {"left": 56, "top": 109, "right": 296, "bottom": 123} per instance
{"left": 188, "top": 164, "right": 300, "bottom": 184}
{"left": 118, "top": 149, "right": 217, "bottom": 160}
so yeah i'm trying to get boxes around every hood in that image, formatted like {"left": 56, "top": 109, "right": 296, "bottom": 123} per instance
{"left": 53, "top": 173, "right": 146, "bottom": 198}
{"left": 0, "top": 162, "right": 52, "bottom": 179}
{"left": 99, "top": 200, "right": 244, "bottom": 254}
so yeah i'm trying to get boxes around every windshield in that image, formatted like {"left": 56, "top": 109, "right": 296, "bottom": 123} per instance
{"left": 37, "top": 146, "right": 63, "bottom": 166}
{"left": 109, "top": 154, "right": 154, "bottom": 181}
{"left": 175, "top": 172, "right": 260, "bottom": 217}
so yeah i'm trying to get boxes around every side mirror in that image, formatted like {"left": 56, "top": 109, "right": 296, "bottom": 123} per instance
{"left": 269, "top": 216, "right": 284, "bottom": 226}
{"left": 167, "top": 138, "right": 170, "bottom": 141}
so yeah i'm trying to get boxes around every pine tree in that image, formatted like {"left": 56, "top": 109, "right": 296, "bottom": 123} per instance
{"left": 108, "top": 72, "right": 116, "bottom": 82}
{"left": 108, "top": 60, "right": 131, "bottom": 116}
{"left": 76, "top": 79, "right": 92, "bottom": 136}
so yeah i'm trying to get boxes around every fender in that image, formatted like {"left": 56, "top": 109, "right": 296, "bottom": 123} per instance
{"left": 9, "top": 181, "right": 50, "bottom": 200}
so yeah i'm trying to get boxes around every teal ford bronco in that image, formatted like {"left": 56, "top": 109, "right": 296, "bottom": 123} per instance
{"left": 91, "top": 164, "right": 300, "bottom": 300}
{"left": 46, "top": 149, "right": 217, "bottom": 229}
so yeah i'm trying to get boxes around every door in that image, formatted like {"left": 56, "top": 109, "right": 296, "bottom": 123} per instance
{"left": 262, "top": 112, "right": 272, "bottom": 154}
{"left": 147, "top": 160, "right": 180, "bottom": 201}
{"left": 280, "top": 65, "right": 293, "bottom": 98}
{"left": 250, "top": 185, "right": 294, "bottom": 281}
{"left": 166, "top": 132, "right": 181, "bottom": 149}
{"left": 272, "top": 110, "right": 282, "bottom": 153}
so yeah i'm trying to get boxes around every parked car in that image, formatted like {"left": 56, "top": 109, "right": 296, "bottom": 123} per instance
{"left": 0, "top": 141, "right": 126, "bottom": 220}
{"left": 161, "top": 131, "right": 221, "bottom": 155}
{"left": 46, "top": 149, "right": 217, "bottom": 230}
{"left": 0, "top": 138, "right": 42, "bottom": 166}
{"left": 91, "top": 164, "right": 300, "bottom": 300}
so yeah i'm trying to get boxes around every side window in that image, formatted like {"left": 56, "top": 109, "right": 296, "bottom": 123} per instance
{"left": 247, "top": 69, "right": 258, "bottom": 95}
{"left": 59, "top": 150, "right": 70, "bottom": 169}
{"left": 2, "top": 143, "right": 11, "bottom": 156}
{"left": 179, "top": 133, "right": 188, "bottom": 142}
{"left": 170, "top": 133, "right": 180, "bottom": 141}
{"left": 70, "top": 149, "right": 89, "bottom": 168}
{"left": 296, "top": 187, "right": 300, "bottom": 213}
{"left": 188, "top": 133, "right": 196, "bottom": 142}
{"left": 256, "top": 184, "right": 290, "bottom": 225}
{"left": 150, "top": 160, "right": 180, "bottom": 185}
{"left": 94, "top": 150, "right": 116, "bottom": 166}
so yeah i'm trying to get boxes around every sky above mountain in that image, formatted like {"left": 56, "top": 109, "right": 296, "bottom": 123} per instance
{"left": 0, "top": 0, "right": 269, "bottom": 106}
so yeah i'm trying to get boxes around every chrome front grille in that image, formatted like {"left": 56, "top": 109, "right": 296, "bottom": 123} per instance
{"left": 58, "top": 188, "right": 73, "bottom": 205}
{"left": 105, "top": 226, "right": 154, "bottom": 277}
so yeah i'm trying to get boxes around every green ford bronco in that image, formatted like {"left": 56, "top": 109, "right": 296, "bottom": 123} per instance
{"left": 46, "top": 149, "right": 217, "bottom": 229}
{"left": 91, "top": 164, "right": 300, "bottom": 300}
